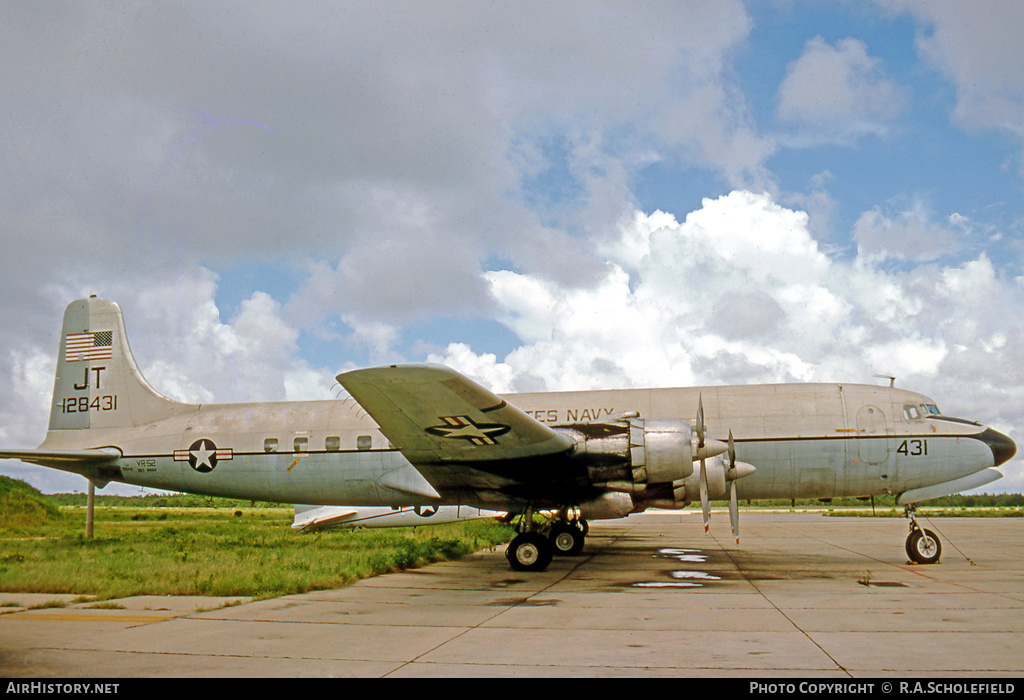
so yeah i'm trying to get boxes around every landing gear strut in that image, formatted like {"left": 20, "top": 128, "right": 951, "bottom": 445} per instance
{"left": 903, "top": 504, "right": 942, "bottom": 565}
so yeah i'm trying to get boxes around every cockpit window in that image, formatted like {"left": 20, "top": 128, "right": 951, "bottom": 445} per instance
{"left": 921, "top": 404, "right": 941, "bottom": 415}
{"left": 903, "top": 405, "right": 921, "bottom": 420}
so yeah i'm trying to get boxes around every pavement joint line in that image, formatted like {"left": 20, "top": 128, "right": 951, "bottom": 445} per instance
{"left": 383, "top": 534, "right": 608, "bottom": 677}
{"left": 714, "top": 529, "right": 852, "bottom": 678}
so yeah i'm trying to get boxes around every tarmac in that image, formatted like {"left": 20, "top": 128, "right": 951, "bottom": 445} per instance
{"left": 1, "top": 511, "right": 1022, "bottom": 678}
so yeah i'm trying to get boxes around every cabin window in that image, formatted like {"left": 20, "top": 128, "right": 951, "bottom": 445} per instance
{"left": 294, "top": 436, "right": 309, "bottom": 452}
{"left": 356, "top": 435, "right": 372, "bottom": 451}
{"left": 264, "top": 438, "right": 279, "bottom": 453}
{"left": 325, "top": 436, "right": 341, "bottom": 451}
{"left": 903, "top": 405, "right": 921, "bottom": 420}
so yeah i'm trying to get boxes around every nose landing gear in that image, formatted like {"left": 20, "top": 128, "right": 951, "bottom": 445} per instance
{"left": 903, "top": 504, "right": 942, "bottom": 565}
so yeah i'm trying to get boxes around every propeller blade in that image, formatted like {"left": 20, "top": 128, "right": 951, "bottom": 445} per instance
{"left": 699, "top": 457, "right": 710, "bottom": 534}
{"left": 696, "top": 395, "right": 706, "bottom": 449}
{"left": 695, "top": 396, "right": 711, "bottom": 534}
{"left": 727, "top": 429, "right": 735, "bottom": 469}
{"left": 729, "top": 480, "right": 739, "bottom": 545}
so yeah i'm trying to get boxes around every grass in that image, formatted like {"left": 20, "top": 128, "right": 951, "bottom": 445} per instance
{"left": 0, "top": 477, "right": 514, "bottom": 600}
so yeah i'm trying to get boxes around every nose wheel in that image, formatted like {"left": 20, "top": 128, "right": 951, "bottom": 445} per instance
{"left": 904, "top": 505, "right": 942, "bottom": 565}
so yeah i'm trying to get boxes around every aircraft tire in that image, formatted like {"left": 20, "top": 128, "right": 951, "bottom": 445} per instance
{"left": 550, "top": 522, "right": 586, "bottom": 556}
{"left": 906, "top": 528, "right": 942, "bottom": 565}
{"left": 506, "top": 532, "right": 553, "bottom": 571}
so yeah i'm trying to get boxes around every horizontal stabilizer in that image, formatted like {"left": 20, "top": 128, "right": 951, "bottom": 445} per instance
{"left": 0, "top": 447, "right": 121, "bottom": 470}
{"left": 292, "top": 506, "right": 359, "bottom": 530}
{"left": 337, "top": 364, "right": 574, "bottom": 464}
{"left": 292, "top": 504, "right": 503, "bottom": 530}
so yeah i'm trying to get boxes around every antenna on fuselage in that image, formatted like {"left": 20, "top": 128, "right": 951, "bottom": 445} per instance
{"left": 874, "top": 373, "right": 896, "bottom": 388}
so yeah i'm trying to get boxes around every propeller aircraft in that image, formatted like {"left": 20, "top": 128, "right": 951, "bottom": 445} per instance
{"left": 0, "top": 297, "right": 1015, "bottom": 571}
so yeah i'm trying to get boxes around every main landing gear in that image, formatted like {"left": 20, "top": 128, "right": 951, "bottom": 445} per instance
{"left": 903, "top": 504, "right": 942, "bottom": 565}
{"left": 505, "top": 507, "right": 588, "bottom": 571}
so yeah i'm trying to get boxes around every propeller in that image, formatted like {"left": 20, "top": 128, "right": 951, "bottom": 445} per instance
{"left": 697, "top": 396, "right": 710, "bottom": 534}
{"left": 692, "top": 396, "right": 730, "bottom": 537}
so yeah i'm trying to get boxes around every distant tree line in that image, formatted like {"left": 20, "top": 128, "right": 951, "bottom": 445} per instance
{"left": 739, "top": 493, "right": 1024, "bottom": 508}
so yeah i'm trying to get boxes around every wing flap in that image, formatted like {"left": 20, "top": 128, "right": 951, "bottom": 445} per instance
{"left": 337, "top": 364, "right": 574, "bottom": 464}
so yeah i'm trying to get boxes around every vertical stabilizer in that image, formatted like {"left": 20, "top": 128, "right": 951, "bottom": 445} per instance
{"left": 48, "top": 296, "right": 195, "bottom": 431}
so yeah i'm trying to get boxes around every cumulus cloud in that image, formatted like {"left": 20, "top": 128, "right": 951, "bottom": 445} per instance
{"left": 0, "top": 2, "right": 767, "bottom": 323}
{"left": 433, "top": 192, "right": 847, "bottom": 389}
{"left": 776, "top": 36, "right": 906, "bottom": 144}
{"left": 853, "top": 199, "right": 964, "bottom": 261}
{"left": 878, "top": 0, "right": 1024, "bottom": 174}
{"left": 128, "top": 275, "right": 337, "bottom": 404}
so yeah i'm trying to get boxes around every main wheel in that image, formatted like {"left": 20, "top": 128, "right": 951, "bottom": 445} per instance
{"left": 550, "top": 522, "right": 586, "bottom": 556}
{"left": 906, "top": 528, "right": 942, "bottom": 565}
{"left": 506, "top": 532, "right": 554, "bottom": 571}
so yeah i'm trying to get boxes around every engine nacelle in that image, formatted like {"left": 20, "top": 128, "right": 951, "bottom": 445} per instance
{"left": 684, "top": 454, "right": 727, "bottom": 502}
{"left": 554, "top": 416, "right": 694, "bottom": 492}
{"left": 640, "top": 453, "right": 757, "bottom": 510}
{"left": 578, "top": 492, "right": 636, "bottom": 520}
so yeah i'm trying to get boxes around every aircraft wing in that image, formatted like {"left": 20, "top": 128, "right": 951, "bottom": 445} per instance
{"left": 0, "top": 447, "right": 121, "bottom": 470}
{"left": 336, "top": 364, "right": 574, "bottom": 465}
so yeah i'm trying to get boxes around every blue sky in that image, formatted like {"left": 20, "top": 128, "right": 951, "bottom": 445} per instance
{"left": 1, "top": 1, "right": 1022, "bottom": 494}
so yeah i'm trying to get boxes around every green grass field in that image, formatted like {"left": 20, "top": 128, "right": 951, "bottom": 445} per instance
{"left": 0, "top": 477, "right": 514, "bottom": 600}
{"left": 1, "top": 476, "right": 1020, "bottom": 601}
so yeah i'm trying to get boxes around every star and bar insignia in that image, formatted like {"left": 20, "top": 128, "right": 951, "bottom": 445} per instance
{"left": 425, "top": 415, "right": 511, "bottom": 445}
{"left": 174, "top": 438, "right": 233, "bottom": 473}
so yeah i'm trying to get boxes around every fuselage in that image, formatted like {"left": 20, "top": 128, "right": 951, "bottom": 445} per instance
{"left": 37, "top": 381, "right": 1013, "bottom": 510}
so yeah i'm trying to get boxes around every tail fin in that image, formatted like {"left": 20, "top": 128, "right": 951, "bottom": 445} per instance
{"left": 48, "top": 296, "right": 195, "bottom": 431}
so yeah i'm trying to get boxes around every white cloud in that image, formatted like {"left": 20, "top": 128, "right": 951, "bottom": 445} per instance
{"left": 0, "top": 2, "right": 769, "bottom": 335}
{"left": 853, "top": 199, "right": 962, "bottom": 261}
{"left": 0, "top": 348, "right": 54, "bottom": 448}
{"left": 776, "top": 36, "right": 906, "bottom": 144}
{"left": 427, "top": 343, "right": 516, "bottom": 395}
{"left": 442, "top": 192, "right": 857, "bottom": 390}
{"left": 878, "top": 0, "right": 1024, "bottom": 174}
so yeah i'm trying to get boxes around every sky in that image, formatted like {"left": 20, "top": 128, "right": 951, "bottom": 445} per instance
{"left": 1, "top": 1, "right": 1022, "bottom": 495}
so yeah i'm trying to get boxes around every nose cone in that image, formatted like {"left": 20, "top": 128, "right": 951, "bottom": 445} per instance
{"left": 979, "top": 428, "right": 1017, "bottom": 466}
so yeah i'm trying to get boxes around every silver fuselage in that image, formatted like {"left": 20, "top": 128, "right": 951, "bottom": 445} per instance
{"left": 36, "top": 381, "right": 1008, "bottom": 510}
